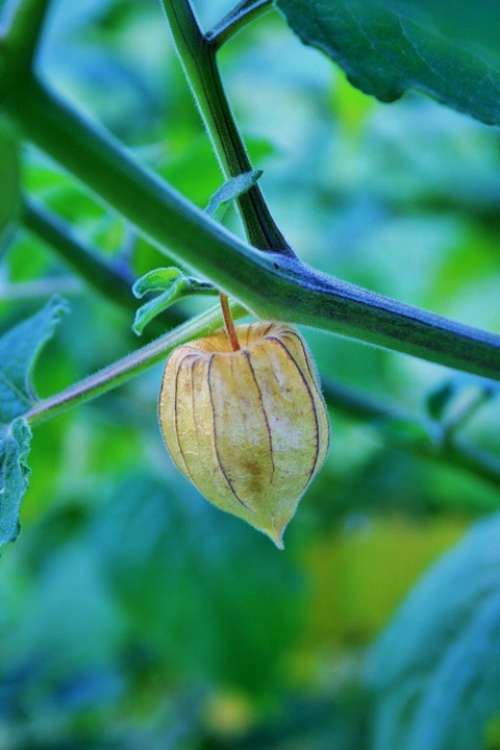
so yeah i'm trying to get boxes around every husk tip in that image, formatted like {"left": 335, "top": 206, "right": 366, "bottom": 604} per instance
{"left": 261, "top": 522, "right": 287, "bottom": 551}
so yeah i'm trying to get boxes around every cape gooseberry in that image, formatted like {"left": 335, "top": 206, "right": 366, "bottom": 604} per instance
{"left": 158, "top": 321, "right": 330, "bottom": 548}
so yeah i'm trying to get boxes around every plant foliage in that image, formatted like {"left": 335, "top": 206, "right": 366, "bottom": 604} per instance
{"left": 277, "top": 0, "right": 500, "bottom": 126}
{"left": 366, "top": 515, "right": 500, "bottom": 750}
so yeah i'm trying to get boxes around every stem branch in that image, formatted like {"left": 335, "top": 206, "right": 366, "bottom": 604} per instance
{"left": 207, "top": 0, "right": 273, "bottom": 49}
{"left": 3, "top": 75, "right": 500, "bottom": 381}
{"left": 220, "top": 292, "right": 241, "bottom": 350}
{"left": 322, "top": 379, "right": 500, "bottom": 491}
{"left": 25, "top": 303, "right": 246, "bottom": 425}
{"left": 160, "top": 0, "right": 292, "bottom": 254}
{"left": 2, "top": 0, "right": 51, "bottom": 73}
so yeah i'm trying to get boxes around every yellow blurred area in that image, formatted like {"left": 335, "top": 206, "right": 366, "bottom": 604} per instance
{"left": 202, "top": 689, "right": 255, "bottom": 738}
{"left": 290, "top": 515, "right": 468, "bottom": 683}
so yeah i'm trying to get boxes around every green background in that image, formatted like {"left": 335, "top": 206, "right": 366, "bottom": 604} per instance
{"left": 0, "top": 1, "right": 499, "bottom": 747}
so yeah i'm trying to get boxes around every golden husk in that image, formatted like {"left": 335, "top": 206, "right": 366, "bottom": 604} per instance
{"left": 158, "top": 322, "right": 330, "bottom": 548}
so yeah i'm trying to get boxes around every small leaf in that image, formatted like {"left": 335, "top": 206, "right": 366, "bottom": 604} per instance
{"left": 0, "top": 418, "right": 32, "bottom": 544}
{"left": 0, "top": 119, "right": 22, "bottom": 249}
{"left": 206, "top": 169, "right": 263, "bottom": 219}
{"left": 133, "top": 279, "right": 185, "bottom": 335}
{"left": 426, "top": 380, "right": 457, "bottom": 421}
{"left": 132, "top": 267, "right": 183, "bottom": 299}
{"left": 0, "top": 295, "right": 69, "bottom": 423}
{"left": 132, "top": 268, "right": 216, "bottom": 335}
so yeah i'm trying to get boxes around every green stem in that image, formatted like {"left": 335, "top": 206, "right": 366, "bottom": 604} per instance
{"left": 441, "top": 387, "right": 493, "bottom": 441}
{"left": 0, "top": 276, "right": 81, "bottom": 300}
{"left": 3, "top": 75, "right": 500, "bottom": 381}
{"left": 24, "top": 329, "right": 500, "bottom": 490}
{"left": 23, "top": 199, "right": 135, "bottom": 304}
{"left": 160, "top": 0, "right": 292, "bottom": 254}
{"left": 323, "top": 379, "right": 500, "bottom": 490}
{"left": 208, "top": 0, "right": 273, "bottom": 49}
{"left": 2, "top": 0, "right": 51, "bottom": 73}
{"left": 25, "top": 303, "right": 247, "bottom": 425}
{"left": 22, "top": 198, "right": 184, "bottom": 330}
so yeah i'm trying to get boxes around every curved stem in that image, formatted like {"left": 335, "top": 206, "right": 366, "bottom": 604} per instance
{"left": 3, "top": 76, "right": 500, "bottom": 380}
{"left": 25, "top": 302, "right": 247, "bottom": 425}
{"left": 160, "top": 0, "right": 292, "bottom": 255}
{"left": 23, "top": 326, "right": 500, "bottom": 490}
{"left": 220, "top": 292, "right": 241, "bottom": 350}
{"left": 207, "top": 0, "right": 273, "bottom": 49}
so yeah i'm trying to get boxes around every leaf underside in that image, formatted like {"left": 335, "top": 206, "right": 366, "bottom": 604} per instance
{"left": 0, "top": 295, "right": 69, "bottom": 424}
{"left": 0, "top": 296, "right": 68, "bottom": 545}
{"left": 366, "top": 515, "right": 500, "bottom": 750}
{"left": 276, "top": 0, "right": 500, "bottom": 126}
{"left": 0, "top": 419, "right": 32, "bottom": 544}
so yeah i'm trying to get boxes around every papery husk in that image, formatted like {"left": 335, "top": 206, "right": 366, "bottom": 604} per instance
{"left": 159, "top": 322, "right": 330, "bottom": 548}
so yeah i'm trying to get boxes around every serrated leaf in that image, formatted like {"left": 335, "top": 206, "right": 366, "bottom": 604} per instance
{"left": 0, "top": 418, "right": 32, "bottom": 544}
{"left": 0, "top": 119, "right": 22, "bottom": 249}
{"left": 366, "top": 515, "right": 500, "bottom": 750}
{"left": 0, "top": 297, "right": 68, "bottom": 545}
{"left": 206, "top": 169, "right": 263, "bottom": 218}
{"left": 277, "top": 0, "right": 500, "bottom": 126}
{"left": 0, "top": 295, "right": 69, "bottom": 423}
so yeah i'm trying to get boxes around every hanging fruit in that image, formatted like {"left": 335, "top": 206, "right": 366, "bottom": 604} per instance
{"left": 159, "top": 314, "right": 330, "bottom": 548}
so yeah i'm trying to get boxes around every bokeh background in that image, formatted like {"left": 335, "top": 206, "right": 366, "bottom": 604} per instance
{"left": 1, "top": 0, "right": 500, "bottom": 748}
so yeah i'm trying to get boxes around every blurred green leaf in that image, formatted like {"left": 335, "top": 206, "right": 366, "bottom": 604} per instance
{"left": 277, "top": 0, "right": 500, "bottom": 125}
{"left": 94, "top": 474, "right": 304, "bottom": 694}
{"left": 366, "top": 514, "right": 500, "bottom": 750}
{"left": 0, "top": 296, "right": 68, "bottom": 544}
{"left": 0, "top": 418, "right": 31, "bottom": 544}
{"left": 0, "top": 295, "right": 69, "bottom": 423}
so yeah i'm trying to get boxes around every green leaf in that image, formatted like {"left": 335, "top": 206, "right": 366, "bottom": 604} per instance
{"left": 0, "top": 296, "right": 68, "bottom": 545}
{"left": 206, "top": 169, "right": 263, "bottom": 219}
{"left": 366, "top": 515, "right": 500, "bottom": 750}
{"left": 0, "top": 295, "right": 69, "bottom": 423}
{"left": 0, "top": 119, "right": 22, "bottom": 248}
{"left": 132, "top": 267, "right": 216, "bottom": 336}
{"left": 276, "top": 0, "right": 500, "bottom": 126}
{"left": 0, "top": 418, "right": 32, "bottom": 544}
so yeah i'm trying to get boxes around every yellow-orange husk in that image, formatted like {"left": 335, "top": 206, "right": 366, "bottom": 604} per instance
{"left": 158, "top": 321, "right": 330, "bottom": 548}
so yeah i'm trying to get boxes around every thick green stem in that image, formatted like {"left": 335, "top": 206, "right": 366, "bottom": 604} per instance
{"left": 208, "top": 0, "right": 273, "bottom": 48}
{"left": 160, "top": 0, "right": 291, "bottom": 254}
{"left": 2, "top": 0, "right": 51, "bottom": 72}
{"left": 3, "top": 74, "right": 500, "bottom": 381}
{"left": 25, "top": 303, "right": 247, "bottom": 425}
